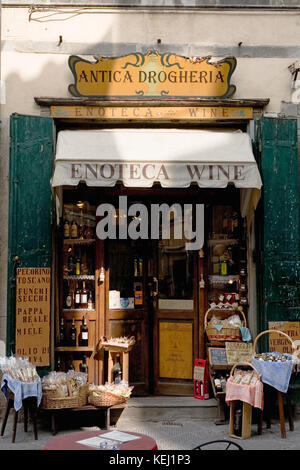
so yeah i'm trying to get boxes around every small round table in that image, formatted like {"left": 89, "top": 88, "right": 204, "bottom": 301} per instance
{"left": 42, "top": 430, "right": 158, "bottom": 450}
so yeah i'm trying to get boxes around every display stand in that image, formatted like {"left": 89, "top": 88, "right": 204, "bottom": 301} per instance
{"left": 101, "top": 339, "right": 135, "bottom": 383}
{"left": 1, "top": 390, "right": 38, "bottom": 443}
{"left": 253, "top": 329, "right": 295, "bottom": 439}
{"left": 207, "top": 347, "right": 231, "bottom": 425}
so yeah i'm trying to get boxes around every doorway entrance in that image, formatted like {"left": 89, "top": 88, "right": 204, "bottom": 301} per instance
{"left": 105, "top": 194, "right": 200, "bottom": 396}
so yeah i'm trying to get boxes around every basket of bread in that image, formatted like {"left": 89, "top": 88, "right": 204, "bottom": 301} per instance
{"left": 88, "top": 381, "right": 134, "bottom": 407}
{"left": 41, "top": 371, "right": 88, "bottom": 409}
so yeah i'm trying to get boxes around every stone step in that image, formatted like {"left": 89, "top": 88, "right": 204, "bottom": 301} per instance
{"left": 115, "top": 397, "right": 218, "bottom": 423}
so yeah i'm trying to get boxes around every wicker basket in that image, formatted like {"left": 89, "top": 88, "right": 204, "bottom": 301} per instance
{"left": 229, "top": 362, "right": 261, "bottom": 379}
{"left": 41, "top": 394, "right": 79, "bottom": 409}
{"left": 205, "top": 307, "right": 246, "bottom": 342}
{"left": 253, "top": 329, "right": 295, "bottom": 355}
{"left": 88, "top": 391, "right": 126, "bottom": 407}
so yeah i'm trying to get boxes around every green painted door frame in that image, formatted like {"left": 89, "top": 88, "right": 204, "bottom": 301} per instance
{"left": 254, "top": 117, "right": 300, "bottom": 349}
{"left": 7, "top": 114, "right": 54, "bottom": 372}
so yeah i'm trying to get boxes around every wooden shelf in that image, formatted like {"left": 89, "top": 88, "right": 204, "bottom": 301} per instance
{"left": 63, "top": 309, "right": 96, "bottom": 313}
{"left": 63, "top": 239, "right": 95, "bottom": 245}
{"left": 63, "top": 275, "right": 95, "bottom": 281}
{"left": 55, "top": 346, "right": 95, "bottom": 352}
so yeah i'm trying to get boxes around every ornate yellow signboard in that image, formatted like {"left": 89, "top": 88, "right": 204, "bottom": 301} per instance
{"left": 159, "top": 321, "right": 193, "bottom": 379}
{"left": 68, "top": 51, "right": 237, "bottom": 99}
{"left": 15, "top": 268, "right": 51, "bottom": 367}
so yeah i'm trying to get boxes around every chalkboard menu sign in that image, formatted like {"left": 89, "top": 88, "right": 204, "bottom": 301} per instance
{"left": 208, "top": 347, "right": 228, "bottom": 366}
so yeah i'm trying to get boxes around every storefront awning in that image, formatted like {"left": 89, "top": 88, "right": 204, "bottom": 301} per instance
{"left": 52, "top": 128, "right": 262, "bottom": 224}
{"left": 52, "top": 128, "right": 262, "bottom": 189}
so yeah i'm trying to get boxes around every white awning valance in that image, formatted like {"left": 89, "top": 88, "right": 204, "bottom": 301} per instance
{"left": 52, "top": 128, "right": 262, "bottom": 190}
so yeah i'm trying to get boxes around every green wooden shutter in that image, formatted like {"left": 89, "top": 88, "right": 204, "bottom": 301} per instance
{"left": 255, "top": 117, "right": 300, "bottom": 338}
{"left": 7, "top": 114, "right": 54, "bottom": 357}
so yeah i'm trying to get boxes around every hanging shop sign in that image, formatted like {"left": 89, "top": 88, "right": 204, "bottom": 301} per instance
{"left": 51, "top": 105, "right": 252, "bottom": 120}
{"left": 68, "top": 51, "right": 237, "bottom": 99}
{"left": 15, "top": 268, "right": 51, "bottom": 367}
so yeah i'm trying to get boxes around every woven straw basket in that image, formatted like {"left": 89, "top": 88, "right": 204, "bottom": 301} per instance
{"left": 41, "top": 384, "right": 89, "bottom": 409}
{"left": 41, "top": 394, "right": 79, "bottom": 409}
{"left": 205, "top": 307, "right": 246, "bottom": 342}
{"left": 88, "top": 391, "right": 126, "bottom": 407}
{"left": 253, "top": 329, "right": 295, "bottom": 355}
{"left": 229, "top": 362, "right": 261, "bottom": 380}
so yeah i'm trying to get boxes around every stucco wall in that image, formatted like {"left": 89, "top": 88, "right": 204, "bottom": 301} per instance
{"left": 1, "top": 5, "right": 300, "bottom": 355}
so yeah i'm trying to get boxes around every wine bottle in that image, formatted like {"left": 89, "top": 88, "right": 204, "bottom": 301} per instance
{"left": 74, "top": 283, "right": 81, "bottom": 309}
{"left": 64, "top": 219, "right": 70, "bottom": 239}
{"left": 67, "top": 248, "right": 75, "bottom": 275}
{"left": 65, "top": 282, "right": 72, "bottom": 309}
{"left": 80, "top": 281, "right": 88, "bottom": 309}
{"left": 87, "top": 291, "right": 94, "bottom": 310}
{"left": 81, "top": 317, "right": 88, "bottom": 346}
{"left": 71, "top": 220, "right": 78, "bottom": 239}
{"left": 68, "top": 355, "right": 75, "bottom": 371}
{"left": 59, "top": 318, "right": 66, "bottom": 346}
{"left": 112, "top": 354, "right": 122, "bottom": 384}
{"left": 70, "top": 318, "right": 77, "bottom": 346}
{"left": 233, "top": 401, "right": 243, "bottom": 437}
{"left": 56, "top": 355, "right": 62, "bottom": 371}
{"left": 80, "top": 355, "right": 88, "bottom": 375}
{"left": 75, "top": 255, "right": 81, "bottom": 275}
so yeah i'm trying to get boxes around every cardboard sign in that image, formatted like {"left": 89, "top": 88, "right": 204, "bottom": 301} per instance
{"left": 225, "top": 342, "right": 253, "bottom": 364}
{"left": 208, "top": 347, "right": 228, "bottom": 366}
{"left": 15, "top": 268, "right": 51, "bottom": 366}
{"left": 268, "top": 321, "right": 300, "bottom": 354}
{"left": 68, "top": 51, "right": 237, "bottom": 99}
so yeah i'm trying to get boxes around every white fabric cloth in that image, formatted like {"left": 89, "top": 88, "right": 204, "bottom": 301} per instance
{"left": 51, "top": 128, "right": 262, "bottom": 190}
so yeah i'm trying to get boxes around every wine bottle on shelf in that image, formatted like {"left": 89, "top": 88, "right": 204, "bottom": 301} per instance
{"left": 68, "top": 356, "right": 75, "bottom": 371}
{"left": 65, "top": 282, "right": 72, "bottom": 309}
{"left": 78, "top": 221, "right": 85, "bottom": 240}
{"left": 74, "top": 283, "right": 81, "bottom": 309}
{"left": 70, "top": 318, "right": 77, "bottom": 346}
{"left": 80, "top": 355, "right": 88, "bottom": 375}
{"left": 59, "top": 318, "right": 66, "bottom": 346}
{"left": 71, "top": 219, "right": 78, "bottom": 239}
{"left": 80, "top": 281, "right": 88, "bottom": 309}
{"left": 80, "top": 317, "right": 89, "bottom": 346}
{"left": 75, "top": 254, "right": 81, "bottom": 275}
{"left": 112, "top": 354, "right": 122, "bottom": 384}
{"left": 56, "top": 355, "right": 62, "bottom": 371}
{"left": 64, "top": 219, "right": 70, "bottom": 239}
{"left": 67, "top": 248, "right": 75, "bottom": 275}
{"left": 88, "top": 291, "right": 94, "bottom": 310}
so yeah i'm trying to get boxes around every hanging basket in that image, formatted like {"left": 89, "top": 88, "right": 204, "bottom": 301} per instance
{"left": 205, "top": 307, "right": 246, "bottom": 342}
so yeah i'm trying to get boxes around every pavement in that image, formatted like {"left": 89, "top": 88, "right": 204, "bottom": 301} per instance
{"left": 0, "top": 409, "right": 300, "bottom": 450}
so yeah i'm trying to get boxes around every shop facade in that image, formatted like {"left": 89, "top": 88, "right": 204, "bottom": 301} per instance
{"left": 1, "top": 2, "right": 300, "bottom": 399}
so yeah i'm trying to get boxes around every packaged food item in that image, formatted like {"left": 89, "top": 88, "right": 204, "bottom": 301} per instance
{"left": 0, "top": 356, "right": 39, "bottom": 383}
{"left": 41, "top": 370, "right": 88, "bottom": 398}
{"left": 254, "top": 352, "right": 290, "bottom": 362}
{"left": 89, "top": 381, "right": 134, "bottom": 399}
